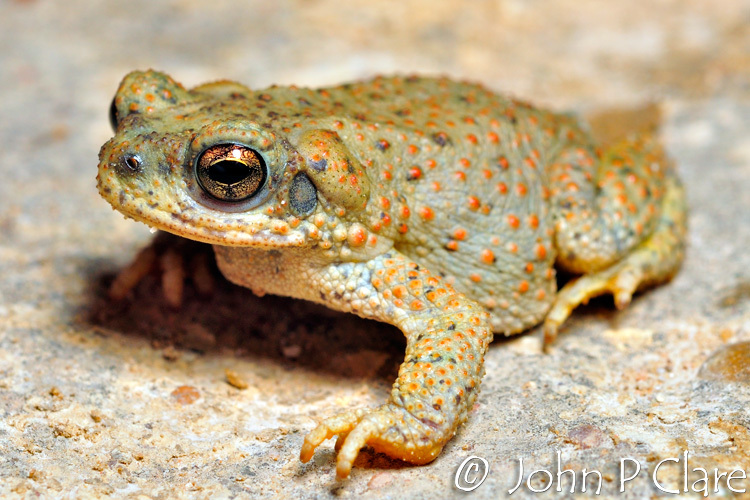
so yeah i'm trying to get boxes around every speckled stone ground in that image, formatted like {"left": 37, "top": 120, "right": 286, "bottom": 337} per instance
{"left": 1, "top": 1, "right": 749, "bottom": 499}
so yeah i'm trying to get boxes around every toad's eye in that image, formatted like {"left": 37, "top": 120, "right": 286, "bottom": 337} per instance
{"left": 196, "top": 144, "right": 267, "bottom": 202}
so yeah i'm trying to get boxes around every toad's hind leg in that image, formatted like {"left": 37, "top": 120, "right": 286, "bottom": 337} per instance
{"left": 544, "top": 173, "right": 686, "bottom": 345}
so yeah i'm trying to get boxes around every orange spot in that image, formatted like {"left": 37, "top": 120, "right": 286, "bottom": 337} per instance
{"left": 482, "top": 169, "right": 493, "bottom": 179}
{"left": 507, "top": 242, "right": 518, "bottom": 253}
{"left": 470, "top": 273, "right": 482, "bottom": 283}
{"left": 425, "top": 158, "right": 437, "bottom": 169}
{"left": 507, "top": 214, "right": 520, "bottom": 229}
{"left": 453, "top": 228, "right": 467, "bottom": 240}
{"left": 496, "top": 182, "right": 508, "bottom": 194}
{"left": 487, "top": 132, "right": 499, "bottom": 143}
{"left": 393, "top": 285, "right": 407, "bottom": 299}
{"left": 466, "top": 134, "right": 478, "bottom": 145}
{"left": 419, "top": 206, "right": 435, "bottom": 221}
{"left": 400, "top": 206, "right": 411, "bottom": 218}
{"left": 407, "top": 144, "right": 419, "bottom": 155}
{"left": 408, "top": 166, "right": 423, "bottom": 180}
{"left": 467, "top": 196, "right": 480, "bottom": 211}
{"left": 454, "top": 171, "right": 466, "bottom": 182}
{"left": 516, "top": 183, "right": 528, "bottom": 196}
{"left": 535, "top": 244, "right": 547, "bottom": 260}
{"left": 379, "top": 197, "right": 391, "bottom": 209}
{"left": 536, "top": 289, "right": 547, "bottom": 300}
{"left": 525, "top": 262, "right": 534, "bottom": 273}
{"left": 459, "top": 158, "right": 471, "bottom": 169}
{"left": 398, "top": 223, "right": 409, "bottom": 234}
{"left": 518, "top": 281, "right": 529, "bottom": 293}
{"left": 445, "top": 240, "right": 459, "bottom": 251}
{"left": 347, "top": 226, "right": 367, "bottom": 247}
{"left": 411, "top": 300, "right": 424, "bottom": 311}
{"left": 481, "top": 249, "right": 496, "bottom": 265}
{"left": 498, "top": 156, "right": 510, "bottom": 169}
{"left": 431, "top": 181, "right": 442, "bottom": 191}
{"left": 528, "top": 214, "right": 539, "bottom": 229}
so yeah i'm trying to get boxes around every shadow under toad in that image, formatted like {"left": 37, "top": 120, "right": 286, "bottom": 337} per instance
{"left": 76, "top": 239, "right": 405, "bottom": 382}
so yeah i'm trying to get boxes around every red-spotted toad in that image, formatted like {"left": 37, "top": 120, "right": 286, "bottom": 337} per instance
{"left": 98, "top": 71, "right": 686, "bottom": 478}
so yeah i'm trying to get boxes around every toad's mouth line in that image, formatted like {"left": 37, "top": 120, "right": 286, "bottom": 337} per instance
{"left": 100, "top": 184, "right": 307, "bottom": 249}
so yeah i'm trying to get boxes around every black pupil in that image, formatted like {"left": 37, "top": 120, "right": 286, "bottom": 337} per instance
{"left": 209, "top": 160, "right": 251, "bottom": 185}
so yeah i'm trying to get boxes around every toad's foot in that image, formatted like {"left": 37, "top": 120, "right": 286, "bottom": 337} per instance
{"left": 300, "top": 403, "right": 446, "bottom": 479}
{"left": 108, "top": 232, "right": 215, "bottom": 306}
{"left": 543, "top": 263, "right": 639, "bottom": 346}
{"left": 543, "top": 175, "right": 686, "bottom": 347}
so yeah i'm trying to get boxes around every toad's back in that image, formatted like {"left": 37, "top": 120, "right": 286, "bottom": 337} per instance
{"left": 283, "top": 76, "right": 676, "bottom": 336}
{"left": 302, "top": 76, "right": 564, "bottom": 334}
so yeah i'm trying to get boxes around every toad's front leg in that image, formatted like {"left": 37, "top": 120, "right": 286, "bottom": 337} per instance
{"left": 298, "top": 250, "right": 493, "bottom": 479}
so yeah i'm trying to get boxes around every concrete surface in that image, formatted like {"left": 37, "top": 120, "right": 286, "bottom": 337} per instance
{"left": 1, "top": 0, "right": 749, "bottom": 498}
